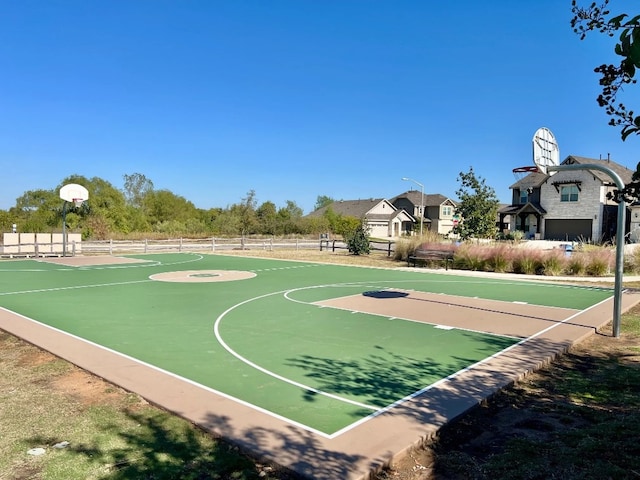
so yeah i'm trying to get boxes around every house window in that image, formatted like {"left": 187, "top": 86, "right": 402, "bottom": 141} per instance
{"left": 560, "top": 185, "right": 579, "bottom": 202}
{"left": 442, "top": 206, "right": 452, "bottom": 216}
{"left": 519, "top": 189, "right": 528, "bottom": 204}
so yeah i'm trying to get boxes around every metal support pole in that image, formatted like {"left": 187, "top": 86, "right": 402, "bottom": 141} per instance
{"left": 548, "top": 164, "right": 626, "bottom": 337}
{"left": 62, "top": 201, "right": 68, "bottom": 257}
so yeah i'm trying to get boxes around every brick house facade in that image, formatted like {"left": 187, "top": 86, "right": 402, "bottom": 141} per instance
{"left": 499, "top": 156, "right": 634, "bottom": 242}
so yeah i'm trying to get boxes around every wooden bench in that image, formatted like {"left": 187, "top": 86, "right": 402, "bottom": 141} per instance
{"left": 407, "top": 249, "right": 455, "bottom": 270}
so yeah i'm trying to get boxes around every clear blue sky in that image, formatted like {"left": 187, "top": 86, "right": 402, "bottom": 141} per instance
{"left": 1, "top": 1, "right": 638, "bottom": 214}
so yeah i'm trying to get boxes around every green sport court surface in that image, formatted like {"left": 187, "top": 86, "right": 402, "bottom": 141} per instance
{"left": 0, "top": 252, "right": 626, "bottom": 478}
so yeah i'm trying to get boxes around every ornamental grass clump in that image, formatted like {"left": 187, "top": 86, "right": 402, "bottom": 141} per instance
{"left": 485, "top": 244, "right": 513, "bottom": 273}
{"left": 452, "top": 244, "right": 489, "bottom": 271}
{"left": 512, "top": 249, "right": 543, "bottom": 275}
{"left": 585, "top": 248, "right": 614, "bottom": 276}
{"left": 393, "top": 232, "right": 444, "bottom": 261}
{"left": 624, "top": 246, "right": 640, "bottom": 274}
{"left": 566, "top": 253, "right": 587, "bottom": 276}
{"left": 541, "top": 249, "right": 568, "bottom": 276}
{"left": 393, "top": 237, "right": 420, "bottom": 261}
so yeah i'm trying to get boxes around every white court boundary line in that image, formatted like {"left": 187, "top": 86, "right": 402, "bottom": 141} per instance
{"left": 0, "top": 306, "right": 330, "bottom": 438}
{"left": 0, "top": 252, "right": 206, "bottom": 272}
{"left": 213, "top": 279, "right": 613, "bottom": 438}
{"left": 0, "top": 258, "right": 616, "bottom": 439}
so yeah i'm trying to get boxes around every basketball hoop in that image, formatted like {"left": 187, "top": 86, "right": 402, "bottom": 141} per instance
{"left": 512, "top": 166, "right": 539, "bottom": 182}
{"left": 532, "top": 127, "right": 559, "bottom": 176}
{"left": 60, "top": 183, "right": 89, "bottom": 204}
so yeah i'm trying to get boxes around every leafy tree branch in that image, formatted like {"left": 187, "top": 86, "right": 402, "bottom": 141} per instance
{"left": 571, "top": 0, "right": 640, "bottom": 140}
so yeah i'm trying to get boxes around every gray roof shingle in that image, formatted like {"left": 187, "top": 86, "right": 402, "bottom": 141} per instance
{"left": 390, "top": 191, "right": 457, "bottom": 206}
{"left": 307, "top": 198, "right": 387, "bottom": 218}
{"left": 510, "top": 155, "right": 634, "bottom": 189}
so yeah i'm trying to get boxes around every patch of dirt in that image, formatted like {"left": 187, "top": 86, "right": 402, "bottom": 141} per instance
{"left": 18, "top": 348, "right": 55, "bottom": 367}
{"left": 49, "top": 368, "right": 146, "bottom": 409}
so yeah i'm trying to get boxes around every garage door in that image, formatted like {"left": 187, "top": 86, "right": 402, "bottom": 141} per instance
{"left": 544, "top": 219, "right": 592, "bottom": 241}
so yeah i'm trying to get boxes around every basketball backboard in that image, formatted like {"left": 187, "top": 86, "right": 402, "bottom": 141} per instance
{"left": 532, "top": 127, "right": 559, "bottom": 176}
{"left": 59, "top": 184, "right": 89, "bottom": 204}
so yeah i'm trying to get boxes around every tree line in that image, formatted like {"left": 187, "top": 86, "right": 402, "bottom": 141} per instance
{"left": 0, "top": 168, "right": 506, "bottom": 243}
{"left": 0, "top": 173, "right": 369, "bottom": 240}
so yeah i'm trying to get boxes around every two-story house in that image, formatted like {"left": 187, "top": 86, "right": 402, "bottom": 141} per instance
{"left": 390, "top": 191, "right": 458, "bottom": 236}
{"left": 307, "top": 198, "right": 414, "bottom": 238}
{"left": 499, "top": 155, "right": 634, "bottom": 242}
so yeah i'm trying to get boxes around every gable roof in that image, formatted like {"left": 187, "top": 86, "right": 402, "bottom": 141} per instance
{"left": 499, "top": 201, "right": 547, "bottom": 216}
{"left": 307, "top": 198, "right": 389, "bottom": 218}
{"left": 390, "top": 191, "right": 457, "bottom": 207}
{"left": 509, "top": 171, "right": 548, "bottom": 190}
{"left": 564, "top": 155, "right": 634, "bottom": 185}
{"left": 509, "top": 155, "right": 635, "bottom": 189}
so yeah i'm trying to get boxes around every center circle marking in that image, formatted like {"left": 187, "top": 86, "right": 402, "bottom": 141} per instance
{"left": 149, "top": 270, "right": 256, "bottom": 283}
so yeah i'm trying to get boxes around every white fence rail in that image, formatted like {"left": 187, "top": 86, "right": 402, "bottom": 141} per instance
{"left": 80, "top": 237, "right": 326, "bottom": 255}
{"left": 1, "top": 235, "right": 396, "bottom": 258}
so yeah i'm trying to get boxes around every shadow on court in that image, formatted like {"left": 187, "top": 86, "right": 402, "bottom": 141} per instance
{"left": 363, "top": 290, "right": 409, "bottom": 299}
{"left": 285, "top": 337, "right": 513, "bottom": 408}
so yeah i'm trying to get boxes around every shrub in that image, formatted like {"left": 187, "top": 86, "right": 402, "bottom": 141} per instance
{"left": 345, "top": 223, "right": 370, "bottom": 255}
{"left": 498, "top": 230, "right": 526, "bottom": 243}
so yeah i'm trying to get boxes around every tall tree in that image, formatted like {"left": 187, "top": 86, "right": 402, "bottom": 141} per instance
{"left": 571, "top": 1, "right": 640, "bottom": 140}
{"left": 227, "top": 190, "right": 258, "bottom": 236}
{"left": 59, "top": 175, "right": 134, "bottom": 236}
{"left": 13, "top": 188, "right": 60, "bottom": 232}
{"left": 452, "top": 168, "right": 500, "bottom": 240}
{"left": 0, "top": 209, "right": 11, "bottom": 233}
{"left": 256, "top": 201, "right": 277, "bottom": 235}
{"left": 143, "top": 189, "right": 198, "bottom": 227}
{"left": 123, "top": 173, "right": 154, "bottom": 207}
{"left": 314, "top": 195, "right": 334, "bottom": 211}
